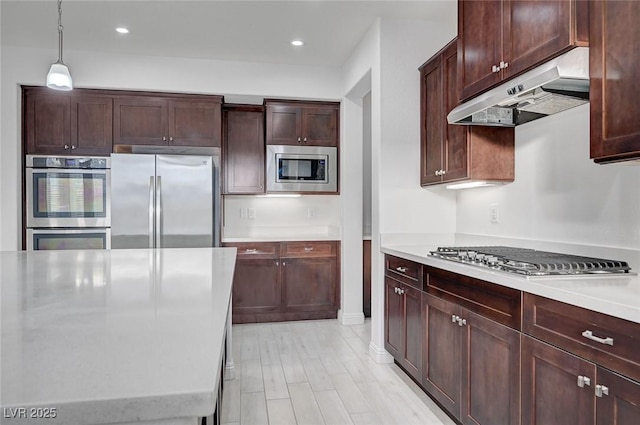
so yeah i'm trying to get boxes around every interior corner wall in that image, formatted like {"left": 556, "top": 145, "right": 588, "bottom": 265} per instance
{"left": 456, "top": 105, "right": 640, "bottom": 250}
{"left": 378, "top": 18, "right": 458, "bottom": 238}
{"left": 0, "top": 46, "right": 342, "bottom": 250}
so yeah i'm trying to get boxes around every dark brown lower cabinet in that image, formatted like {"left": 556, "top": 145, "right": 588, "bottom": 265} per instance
{"left": 422, "top": 293, "right": 520, "bottom": 425}
{"left": 384, "top": 276, "right": 422, "bottom": 380}
{"left": 227, "top": 241, "right": 339, "bottom": 323}
{"left": 596, "top": 367, "right": 640, "bottom": 425}
{"left": 522, "top": 335, "right": 596, "bottom": 425}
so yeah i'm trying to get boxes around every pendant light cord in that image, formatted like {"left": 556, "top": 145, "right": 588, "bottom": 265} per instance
{"left": 57, "top": 0, "right": 64, "bottom": 63}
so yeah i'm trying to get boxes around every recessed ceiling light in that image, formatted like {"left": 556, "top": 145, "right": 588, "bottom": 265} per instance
{"left": 116, "top": 27, "right": 129, "bottom": 34}
{"left": 291, "top": 40, "right": 304, "bottom": 47}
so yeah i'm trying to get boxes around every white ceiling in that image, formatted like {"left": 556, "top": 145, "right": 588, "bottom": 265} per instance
{"left": 1, "top": 0, "right": 457, "bottom": 67}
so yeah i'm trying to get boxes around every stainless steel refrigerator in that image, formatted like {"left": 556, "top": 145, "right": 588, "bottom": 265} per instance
{"left": 110, "top": 152, "right": 220, "bottom": 249}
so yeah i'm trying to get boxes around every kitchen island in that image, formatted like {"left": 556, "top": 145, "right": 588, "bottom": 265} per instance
{"left": 1, "top": 247, "right": 237, "bottom": 425}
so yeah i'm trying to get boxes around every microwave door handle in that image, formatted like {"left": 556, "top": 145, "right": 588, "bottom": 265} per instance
{"left": 156, "top": 176, "right": 162, "bottom": 249}
{"left": 148, "top": 176, "right": 155, "bottom": 248}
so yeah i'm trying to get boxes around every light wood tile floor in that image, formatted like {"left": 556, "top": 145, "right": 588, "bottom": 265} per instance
{"left": 222, "top": 319, "right": 455, "bottom": 425}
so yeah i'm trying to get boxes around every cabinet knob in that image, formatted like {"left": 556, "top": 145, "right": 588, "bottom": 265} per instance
{"left": 64, "top": 144, "right": 70, "bottom": 150}
{"left": 162, "top": 136, "right": 167, "bottom": 142}
{"left": 303, "top": 137, "right": 308, "bottom": 143}
{"left": 435, "top": 170, "right": 440, "bottom": 176}
{"left": 595, "top": 385, "right": 609, "bottom": 398}
{"left": 452, "top": 315, "right": 458, "bottom": 323}
{"left": 395, "top": 266, "right": 408, "bottom": 273}
{"left": 492, "top": 64, "right": 500, "bottom": 73}
{"left": 275, "top": 261, "right": 279, "bottom": 266}
{"left": 169, "top": 137, "right": 174, "bottom": 143}
{"left": 457, "top": 317, "right": 466, "bottom": 327}
{"left": 500, "top": 61, "right": 509, "bottom": 69}
{"left": 577, "top": 375, "right": 591, "bottom": 388}
{"left": 441, "top": 170, "right": 446, "bottom": 176}
{"left": 297, "top": 137, "right": 301, "bottom": 143}
{"left": 71, "top": 145, "right": 77, "bottom": 150}
{"left": 282, "top": 261, "right": 286, "bottom": 266}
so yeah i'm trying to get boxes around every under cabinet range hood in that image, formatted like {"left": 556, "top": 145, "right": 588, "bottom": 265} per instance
{"left": 448, "top": 47, "right": 589, "bottom": 127}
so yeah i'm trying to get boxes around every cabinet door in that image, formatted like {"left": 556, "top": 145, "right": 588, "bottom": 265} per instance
{"left": 458, "top": 0, "right": 503, "bottom": 101}
{"left": 25, "top": 94, "right": 71, "bottom": 154}
{"left": 461, "top": 310, "right": 520, "bottom": 425}
{"left": 502, "top": 0, "right": 573, "bottom": 79}
{"left": 422, "top": 293, "right": 462, "bottom": 419}
{"left": 596, "top": 368, "right": 640, "bottom": 425}
{"left": 70, "top": 96, "right": 113, "bottom": 155}
{"left": 385, "top": 277, "right": 404, "bottom": 360}
{"left": 223, "top": 109, "right": 265, "bottom": 194}
{"left": 442, "top": 40, "right": 469, "bottom": 182}
{"left": 420, "top": 53, "right": 444, "bottom": 185}
{"left": 113, "top": 97, "right": 168, "bottom": 146}
{"left": 301, "top": 107, "right": 338, "bottom": 146}
{"left": 403, "top": 284, "right": 422, "bottom": 380}
{"left": 282, "top": 257, "right": 337, "bottom": 312}
{"left": 232, "top": 258, "right": 281, "bottom": 316}
{"left": 168, "top": 100, "right": 222, "bottom": 147}
{"left": 522, "top": 335, "right": 596, "bottom": 425}
{"left": 590, "top": 1, "right": 640, "bottom": 162}
{"left": 266, "top": 104, "right": 302, "bottom": 145}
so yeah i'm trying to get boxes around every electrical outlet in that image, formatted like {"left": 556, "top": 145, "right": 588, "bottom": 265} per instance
{"left": 248, "top": 208, "right": 256, "bottom": 219}
{"left": 490, "top": 204, "right": 499, "bottom": 224}
{"left": 307, "top": 208, "right": 316, "bottom": 218}
{"left": 240, "top": 208, "right": 248, "bottom": 219}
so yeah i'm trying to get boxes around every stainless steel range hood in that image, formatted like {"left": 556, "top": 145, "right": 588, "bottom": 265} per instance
{"left": 447, "top": 47, "right": 589, "bottom": 127}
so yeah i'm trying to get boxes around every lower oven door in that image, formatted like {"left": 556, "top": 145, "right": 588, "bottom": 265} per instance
{"left": 26, "top": 228, "right": 111, "bottom": 250}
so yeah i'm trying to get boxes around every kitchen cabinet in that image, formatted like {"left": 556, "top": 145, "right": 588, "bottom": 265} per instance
{"left": 113, "top": 95, "right": 222, "bottom": 147}
{"left": 384, "top": 275, "right": 422, "bottom": 381}
{"left": 419, "top": 39, "right": 515, "bottom": 186}
{"left": 225, "top": 241, "right": 340, "bottom": 323}
{"left": 590, "top": 0, "right": 640, "bottom": 163}
{"left": 422, "top": 267, "right": 521, "bottom": 425}
{"left": 457, "top": 0, "right": 589, "bottom": 101}
{"left": 23, "top": 87, "right": 112, "bottom": 155}
{"left": 265, "top": 100, "right": 339, "bottom": 147}
{"left": 521, "top": 335, "right": 596, "bottom": 425}
{"left": 223, "top": 105, "right": 265, "bottom": 194}
{"left": 363, "top": 240, "right": 371, "bottom": 317}
{"left": 596, "top": 368, "right": 640, "bottom": 425}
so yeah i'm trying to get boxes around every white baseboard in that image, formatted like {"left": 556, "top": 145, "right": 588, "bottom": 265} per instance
{"left": 337, "top": 309, "right": 365, "bottom": 325}
{"left": 368, "top": 341, "right": 394, "bottom": 364}
{"left": 224, "top": 361, "right": 235, "bottom": 381}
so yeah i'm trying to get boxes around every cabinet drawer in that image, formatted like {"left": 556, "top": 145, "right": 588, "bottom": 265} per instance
{"left": 385, "top": 255, "right": 423, "bottom": 290}
{"left": 225, "top": 242, "right": 279, "bottom": 259}
{"left": 523, "top": 293, "right": 640, "bottom": 382}
{"left": 280, "top": 241, "right": 336, "bottom": 258}
{"left": 425, "top": 266, "right": 521, "bottom": 330}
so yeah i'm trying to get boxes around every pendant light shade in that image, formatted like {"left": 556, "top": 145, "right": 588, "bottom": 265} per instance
{"left": 47, "top": 0, "right": 73, "bottom": 90}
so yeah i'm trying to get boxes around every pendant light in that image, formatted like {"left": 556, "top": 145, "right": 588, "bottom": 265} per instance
{"left": 46, "top": 0, "right": 73, "bottom": 90}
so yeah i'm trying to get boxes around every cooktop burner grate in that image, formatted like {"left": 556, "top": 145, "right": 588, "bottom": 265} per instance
{"left": 430, "top": 246, "right": 631, "bottom": 276}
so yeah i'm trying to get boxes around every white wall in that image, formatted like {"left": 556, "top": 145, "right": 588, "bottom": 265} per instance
{"left": 457, "top": 105, "right": 640, "bottom": 249}
{"left": 0, "top": 46, "right": 342, "bottom": 250}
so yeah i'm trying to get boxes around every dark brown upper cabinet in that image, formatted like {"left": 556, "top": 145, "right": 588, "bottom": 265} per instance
{"left": 265, "top": 100, "right": 339, "bottom": 147}
{"left": 419, "top": 39, "right": 515, "bottom": 187}
{"left": 590, "top": 0, "right": 640, "bottom": 163}
{"left": 113, "top": 94, "right": 222, "bottom": 147}
{"left": 223, "top": 105, "right": 265, "bottom": 194}
{"left": 23, "top": 86, "right": 113, "bottom": 156}
{"left": 458, "top": 0, "right": 589, "bottom": 102}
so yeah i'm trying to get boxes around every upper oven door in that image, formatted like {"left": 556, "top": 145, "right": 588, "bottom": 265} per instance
{"left": 267, "top": 145, "right": 337, "bottom": 192}
{"left": 26, "top": 168, "right": 111, "bottom": 228}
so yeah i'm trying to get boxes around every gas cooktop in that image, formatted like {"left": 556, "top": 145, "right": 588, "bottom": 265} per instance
{"left": 429, "top": 246, "right": 632, "bottom": 276}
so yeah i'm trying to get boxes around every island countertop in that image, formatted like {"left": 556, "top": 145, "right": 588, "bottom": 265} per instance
{"left": 1, "top": 247, "right": 237, "bottom": 425}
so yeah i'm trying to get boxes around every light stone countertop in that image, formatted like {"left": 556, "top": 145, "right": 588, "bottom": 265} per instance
{"left": 1, "top": 247, "right": 237, "bottom": 425}
{"left": 382, "top": 244, "right": 640, "bottom": 324}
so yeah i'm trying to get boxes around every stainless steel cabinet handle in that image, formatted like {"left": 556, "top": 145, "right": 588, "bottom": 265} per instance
{"left": 169, "top": 137, "right": 174, "bottom": 143}
{"left": 582, "top": 330, "right": 614, "bottom": 346}
{"left": 435, "top": 170, "right": 441, "bottom": 176}
{"left": 245, "top": 248, "right": 258, "bottom": 253}
{"left": 71, "top": 145, "right": 77, "bottom": 150}
{"left": 155, "top": 176, "right": 162, "bottom": 248}
{"left": 577, "top": 375, "right": 591, "bottom": 388}
{"left": 282, "top": 261, "right": 286, "bottom": 266}
{"left": 297, "top": 137, "right": 301, "bottom": 143}
{"left": 457, "top": 317, "right": 466, "bottom": 327}
{"left": 452, "top": 315, "right": 458, "bottom": 323}
{"left": 162, "top": 136, "right": 167, "bottom": 142}
{"left": 492, "top": 64, "right": 500, "bottom": 73}
{"left": 500, "top": 61, "right": 509, "bottom": 69}
{"left": 399, "top": 288, "right": 405, "bottom": 295}
{"left": 303, "top": 137, "right": 308, "bottom": 143}
{"left": 396, "top": 266, "right": 408, "bottom": 273}
{"left": 148, "top": 176, "right": 155, "bottom": 248}
{"left": 303, "top": 247, "right": 314, "bottom": 252}
{"left": 394, "top": 287, "right": 399, "bottom": 294}
{"left": 595, "top": 384, "right": 609, "bottom": 397}
{"left": 441, "top": 170, "right": 446, "bottom": 176}
{"left": 64, "top": 144, "right": 70, "bottom": 150}
{"left": 275, "top": 261, "right": 279, "bottom": 266}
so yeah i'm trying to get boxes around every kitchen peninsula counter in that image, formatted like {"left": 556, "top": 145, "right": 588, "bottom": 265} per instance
{"left": 1, "top": 247, "right": 237, "bottom": 425}
{"left": 382, "top": 244, "right": 640, "bottom": 324}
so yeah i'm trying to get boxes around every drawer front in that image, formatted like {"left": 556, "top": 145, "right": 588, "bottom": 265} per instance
{"left": 385, "top": 255, "right": 423, "bottom": 290}
{"left": 425, "top": 266, "right": 521, "bottom": 330}
{"left": 523, "top": 293, "right": 640, "bottom": 382}
{"left": 224, "top": 242, "right": 279, "bottom": 259}
{"left": 280, "top": 241, "right": 336, "bottom": 258}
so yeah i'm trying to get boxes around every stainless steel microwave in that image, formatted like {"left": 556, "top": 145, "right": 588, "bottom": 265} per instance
{"left": 266, "top": 145, "right": 338, "bottom": 193}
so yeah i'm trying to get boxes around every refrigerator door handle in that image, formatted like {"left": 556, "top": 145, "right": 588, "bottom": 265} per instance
{"left": 148, "top": 176, "right": 155, "bottom": 248}
{"left": 156, "top": 176, "right": 162, "bottom": 248}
